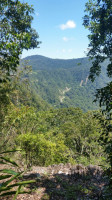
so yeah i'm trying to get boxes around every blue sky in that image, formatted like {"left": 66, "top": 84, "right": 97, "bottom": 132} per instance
{"left": 22, "top": 0, "right": 89, "bottom": 59}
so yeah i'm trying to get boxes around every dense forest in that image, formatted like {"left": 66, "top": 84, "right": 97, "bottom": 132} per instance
{"left": 22, "top": 55, "right": 110, "bottom": 111}
{"left": 0, "top": 62, "right": 107, "bottom": 167}
{"left": 0, "top": 0, "right": 112, "bottom": 199}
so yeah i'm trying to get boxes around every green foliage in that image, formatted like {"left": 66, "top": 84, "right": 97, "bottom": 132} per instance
{"left": 9, "top": 63, "right": 51, "bottom": 110}
{"left": 0, "top": 13, "right": 47, "bottom": 200}
{"left": 0, "top": 151, "right": 35, "bottom": 199}
{"left": 0, "top": 78, "right": 11, "bottom": 129}
{"left": 0, "top": 0, "right": 41, "bottom": 136}
{"left": 83, "top": 0, "right": 112, "bottom": 81}
{"left": 17, "top": 132, "right": 70, "bottom": 167}
{"left": 95, "top": 112, "right": 112, "bottom": 167}
{"left": 0, "top": 0, "right": 40, "bottom": 81}
{"left": 22, "top": 55, "right": 110, "bottom": 111}
{"left": 2, "top": 105, "right": 105, "bottom": 167}
{"left": 0, "top": 62, "right": 107, "bottom": 168}
{"left": 83, "top": 0, "right": 112, "bottom": 116}
{"left": 95, "top": 82, "right": 112, "bottom": 113}
{"left": 40, "top": 108, "right": 105, "bottom": 166}
{"left": 83, "top": 0, "right": 112, "bottom": 185}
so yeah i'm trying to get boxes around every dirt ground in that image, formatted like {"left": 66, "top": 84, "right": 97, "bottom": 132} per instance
{"left": 0, "top": 164, "right": 111, "bottom": 200}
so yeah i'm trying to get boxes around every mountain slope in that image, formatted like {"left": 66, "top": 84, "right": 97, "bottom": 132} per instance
{"left": 22, "top": 55, "right": 110, "bottom": 111}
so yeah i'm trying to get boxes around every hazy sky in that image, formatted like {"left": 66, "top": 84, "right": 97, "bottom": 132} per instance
{"left": 22, "top": 0, "right": 90, "bottom": 59}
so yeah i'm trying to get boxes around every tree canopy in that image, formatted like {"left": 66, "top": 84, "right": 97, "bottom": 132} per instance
{"left": 0, "top": 0, "right": 40, "bottom": 136}
{"left": 83, "top": 0, "right": 112, "bottom": 170}
{"left": 83, "top": 0, "right": 112, "bottom": 81}
{"left": 83, "top": 0, "right": 112, "bottom": 114}
{"left": 0, "top": 0, "right": 40, "bottom": 81}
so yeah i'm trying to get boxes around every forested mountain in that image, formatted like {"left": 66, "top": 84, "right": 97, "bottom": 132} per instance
{"left": 1, "top": 0, "right": 112, "bottom": 199}
{"left": 22, "top": 55, "right": 109, "bottom": 111}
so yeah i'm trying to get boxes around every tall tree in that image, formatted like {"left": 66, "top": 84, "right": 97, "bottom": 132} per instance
{"left": 83, "top": 0, "right": 112, "bottom": 113}
{"left": 0, "top": 1, "right": 40, "bottom": 197}
{"left": 0, "top": 0, "right": 40, "bottom": 81}
{"left": 0, "top": 0, "right": 40, "bottom": 132}
{"left": 83, "top": 0, "right": 112, "bottom": 169}
{"left": 83, "top": 0, "right": 112, "bottom": 81}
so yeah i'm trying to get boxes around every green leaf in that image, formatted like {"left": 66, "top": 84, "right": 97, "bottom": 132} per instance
{"left": 0, "top": 190, "right": 30, "bottom": 197}
{"left": 0, "top": 180, "right": 35, "bottom": 192}
{"left": 0, "top": 175, "right": 12, "bottom": 180}
{"left": 0, "top": 157, "right": 19, "bottom": 167}
{"left": 0, "top": 169, "right": 19, "bottom": 175}
{"left": 0, "top": 191, "right": 17, "bottom": 196}
{"left": 0, "top": 161, "right": 7, "bottom": 164}
{"left": 13, "top": 185, "right": 21, "bottom": 200}
{"left": 9, "top": 180, "right": 36, "bottom": 187}
{"left": 0, "top": 149, "right": 22, "bottom": 154}
{"left": 0, "top": 172, "right": 23, "bottom": 189}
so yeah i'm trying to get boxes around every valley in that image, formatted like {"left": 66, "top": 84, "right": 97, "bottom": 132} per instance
{"left": 22, "top": 55, "right": 109, "bottom": 111}
{"left": 1, "top": 0, "right": 112, "bottom": 199}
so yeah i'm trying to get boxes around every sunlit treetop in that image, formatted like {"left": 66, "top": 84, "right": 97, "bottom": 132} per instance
{"left": 83, "top": 0, "right": 112, "bottom": 81}
{"left": 0, "top": 0, "right": 40, "bottom": 81}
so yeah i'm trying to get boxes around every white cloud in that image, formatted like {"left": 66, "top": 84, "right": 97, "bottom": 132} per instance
{"left": 60, "top": 20, "right": 76, "bottom": 30}
{"left": 62, "top": 37, "right": 75, "bottom": 42}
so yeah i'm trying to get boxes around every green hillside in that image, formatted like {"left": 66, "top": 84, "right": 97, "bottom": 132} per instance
{"left": 22, "top": 55, "right": 109, "bottom": 111}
